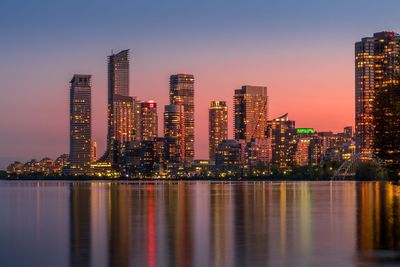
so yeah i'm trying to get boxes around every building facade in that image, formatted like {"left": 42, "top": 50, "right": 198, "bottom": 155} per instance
{"left": 140, "top": 100, "right": 158, "bottom": 141}
{"left": 209, "top": 101, "right": 228, "bottom": 161}
{"left": 215, "top": 139, "right": 246, "bottom": 175}
{"left": 268, "top": 113, "right": 296, "bottom": 173}
{"left": 355, "top": 32, "right": 400, "bottom": 154}
{"left": 163, "top": 104, "right": 185, "bottom": 164}
{"left": 104, "top": 49, "right": 134, "bottom": 165}
{"left": 234, "top": 85, "right": 268, "bottom": 142}
{"left": 169, "top": 74, "right": 195, "bottom": 162}
{"left": 67, "top": 74, "right": 92, "bottom": 174}
{"left": 245, "top": 137, "right": 272, "bottom": 172}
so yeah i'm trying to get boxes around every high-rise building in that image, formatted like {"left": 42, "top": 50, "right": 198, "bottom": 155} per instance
{"left": 109, "top": 49, "right": 129, "bottom": 97}
{"left": 112, "top": 95, "right": 134, "bottom": 144}
{"left": 163, "top": 104, "right": 185, "bottom": 164}
{"left": 132, "top": 97, "right": 142, "bottom": 141}
{"left": 169, "top": 74, "right": 195, "bottom": 162}
{"left": 355, "top": 32, "right": 400, "bottom": 154}
{"left": 234, "top": 85, "right": 268, "bottom": 142}
{"left": 103, "top": 49, "right": 134, "bottom": 165}
{"left": 67, "top": 74, "right": 92, "bottom": 175}
{"left": 209, "top": 101, "right": 228, "bottom": 161}
{"left": 140, "top": 100, "right": 158, "bottom": 141}
{"left": 268, "top": 113, "right": 296, "bottom": 172}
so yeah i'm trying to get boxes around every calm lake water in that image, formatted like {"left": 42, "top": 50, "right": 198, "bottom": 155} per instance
{"left": 0, "top": 181, "right": 399, "bottom": 267}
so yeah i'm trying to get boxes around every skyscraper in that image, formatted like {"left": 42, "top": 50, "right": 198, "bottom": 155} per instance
{"left": 112, "top": 95, "right": 134, "bottom": 143}
{"left": 164, "top": 104, "right": 185, "bottom": 164}
{"left": 268, "top": 113, "right": 296, "bottom": 172}
{"left": 140, "top": 100, "right": 158, "bottom": 141}
{"left": 355, "top": 32, "right": 400, "bottom": 154}
{"left": 132, "top": 97, "right": 142, "bottom": 141}
{"left": 67, "top": 74, "right": 92, "bottom": 175}
{"left": 169, "top": 74, "right": 195, "bottom": 162}
{"left": 103, "top": 49, "right": 134, "bottom": 165}
{"left": 209, "top": 101, "right": 228, "bottom": 161}
{"left": 234, "top": 85, "right": 268, "bottom": 142}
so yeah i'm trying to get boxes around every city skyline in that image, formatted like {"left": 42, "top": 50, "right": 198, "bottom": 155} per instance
{"left": 2, "top": 2, "right": 400, "bottom": 267}
{"left": 1, "top": 0, "right": 400, "bottom": 169}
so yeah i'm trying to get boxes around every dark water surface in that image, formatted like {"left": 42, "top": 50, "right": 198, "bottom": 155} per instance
{"left": 0, "top": 181, "right": 400, "bottom": 267}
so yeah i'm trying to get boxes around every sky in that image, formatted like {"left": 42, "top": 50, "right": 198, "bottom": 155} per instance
{"left": 0, "top": 0, "right": 399, "bottom": 169}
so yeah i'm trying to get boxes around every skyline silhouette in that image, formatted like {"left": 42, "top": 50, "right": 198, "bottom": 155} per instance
{"left": 1, "top": 0, "right": 400, "bottom": 168}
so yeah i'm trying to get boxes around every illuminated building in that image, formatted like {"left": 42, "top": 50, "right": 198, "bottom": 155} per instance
{"left": 132, "top": 97, "right": 142, "bottom": 140}
{"left": 355, "top": 32, "right": 400, "bottom": 154}
{"left": 90, "top": 162, "right": 119, "bottom": 178}
{"left": 140, "top": 100, "right": 158, "bottom": 141}
{"left": 309, "top": 137, "right": 323, "bottom": 166}
{"left": 215, "top": 139, "right": 246, "bottom": 175}
{"left": 191, "top": 160, "right": 214, "bottom": 176}
{"left": 245, "top": 138, "right": 271, "bottom": 172}
{"left": 23, "top": 159, "right": 40, "bottom": 173}
{"left": 294, "top": 128, "right": 314, "bottom": 166}
{"left": 234, "top": 85, "right": 268, "bottom": 142}
{"left": 102, "top": 49, "right": 134, "bottom": 166}
{"left": 121, "top": 138, "right": 165, "bottom": 177}
{"left": 267, "top": 113, "right": 296, "bottom": 172}
{"left": 343, "top": 126, "right": 353, "bottom": 139}
{"left": 7, "top": 154, "right": 69, "bottom": 175}
{"left": 112, "top": 95, "right": 134, "bottom": 144}
{"left": 66, "top": 74, "right": 92, "bottom": 175}
{"left": 169, "top": 74, "right": 195, "bottom": 162}
{"left": 91, "top": 141, "right": 97, "bottom": 162}
{"left": 52, "top": 154, "right": 69, "bottom": 173}
{"left": 307, "top": 128, "right": 355, "bottom": 165}
{"left": 6, "top": 161, "right": 24, "bottom": 174}
{"left": 122, "top": 140, "right": 142, "bottom": 176}
{"left": 140, "top": 137, "right": 164, "bottom": 176}
{"left": 209, "top": 101, "right": 228, "bottom": 160}
{"left": 294, "top": 138, "right": 311, "bottom": 166}
{"left": 164, "top": 104, "right": 185, "bottom": 164}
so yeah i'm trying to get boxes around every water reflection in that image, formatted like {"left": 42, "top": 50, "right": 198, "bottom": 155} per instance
{"left": 357, "top": 182, "right": 400, "bottom": 265}
{"left": 70, "top": 183, "right": 91, "bottom": 266}
{"left": 1, "top": 181, "right": 400, "bottom": 266}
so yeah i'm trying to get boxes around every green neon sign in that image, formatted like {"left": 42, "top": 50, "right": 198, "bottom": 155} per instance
{"left": 296, "top": 128, "right": 315, "bottom": 134}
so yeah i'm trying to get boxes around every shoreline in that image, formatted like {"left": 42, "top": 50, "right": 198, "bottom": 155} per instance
{"left": 0, "top": 177, "right": 393, "bottom": 183}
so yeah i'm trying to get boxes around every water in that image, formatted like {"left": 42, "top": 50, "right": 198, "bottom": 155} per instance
{"left": 0, "top": 181, "right": 399, "bottom": 267}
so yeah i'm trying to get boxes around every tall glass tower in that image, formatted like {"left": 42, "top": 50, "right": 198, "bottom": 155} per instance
{"left": 209, "top": 101, "right": 228, "bottom": 161}
{"left": 103, "top": 50, "right": 134, "bottom": 165}
{"left": 140, "top": 100, "right": 158, "bottom": 141}
{"left": 164, "top": 104, "right": 185, "bottom": 163}
{"left": 68, "top": 74, "right": 92, "bottom": 174}
{"left": 234, "top": 85, "right": 268, "bottom": 142}
{"left": 355, "top": 32, "right": 400, "bottom": 154}
{"left": 169, "top": 74, "right": 195, "bottom": 162}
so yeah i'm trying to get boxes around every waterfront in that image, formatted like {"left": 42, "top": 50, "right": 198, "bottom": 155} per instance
{"left": 0, "top": 181, "right": 399, "bottom": 267}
